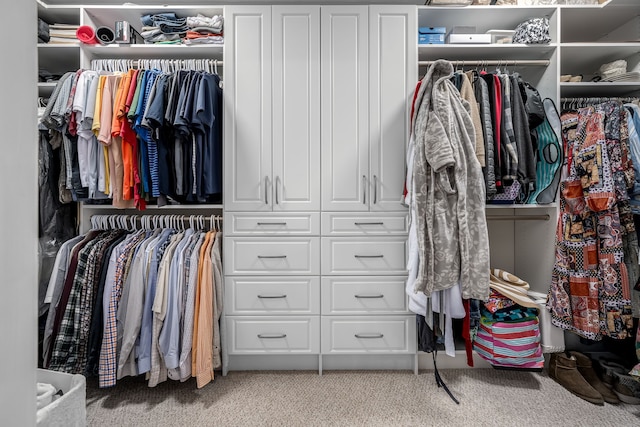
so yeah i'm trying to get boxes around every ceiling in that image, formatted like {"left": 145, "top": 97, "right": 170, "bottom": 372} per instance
{"left": 38, "top": 0, "right": 429, "bottom": 5}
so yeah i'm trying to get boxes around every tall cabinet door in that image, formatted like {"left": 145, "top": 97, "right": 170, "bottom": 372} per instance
{"left": 224, "top": 6, "right": 273, "bottom": 212}
{"left": 321, "top": 6, "right": 369, "bottom": 212}
{"left": 369, "top": 6, "right": 416, "bottom": 212}
{"left": 272, "top": 6, "right": 321, "bottom": 212}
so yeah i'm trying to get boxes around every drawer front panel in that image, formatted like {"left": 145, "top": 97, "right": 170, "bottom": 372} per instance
{"left": 321, "top": 316, "right": 415, "bottom": 354}
{"left": 226, "top": 237, "right": 320, "bottom": 275}
{"left": 226, "top": 276, "right": 320, "bottom": 315}
{"left": 227, "top": 316, "right": 320, "bottom": 354}
{"left": 321, "top": 277, "right": 408, "bottom": 314}
{"left": 322, "top": 213, "right": 408, "bottom": 236}
{"left": 321, "top": 237, "right": 407, "bottom": 275}
{"left": 228, "top": 213, "right": 320, "bottom": 236}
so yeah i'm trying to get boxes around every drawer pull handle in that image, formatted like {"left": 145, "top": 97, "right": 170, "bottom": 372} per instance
{"left": 354, "top": 255, "right": 384, "bottom": 258}
{"left": 257, "top": 255, "right": 288, "bottom": 259}
{"left": 355, "top": 333, "right": 384, "bottom": 339}
{"left": 258, "top": 333, "right": 287, "bottom": 339}
{"left": 257, "top": 294, "right": 287, "bottom": 299}
{"left": 355, "top": 294, "right": 384, "bottom": 299}
{"left": 257, "top": 222, "right": 287, "bottom": 226}
{"left": 354, "top": 222, "right": 384, "bottom": 226}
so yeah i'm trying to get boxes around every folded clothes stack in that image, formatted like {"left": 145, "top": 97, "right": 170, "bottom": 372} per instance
{"left": 140, "top": 12, "right": 223, "bottom": 45}
{"left": 47, "top": 23, "right": 81, "bottom": 44}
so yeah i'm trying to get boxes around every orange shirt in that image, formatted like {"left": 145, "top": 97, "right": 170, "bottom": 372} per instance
{"left": 195, "top": 231, "right": 216, "bottom": 388}
{"left": 191, "top": 232, "right": 212, "bottom": 378}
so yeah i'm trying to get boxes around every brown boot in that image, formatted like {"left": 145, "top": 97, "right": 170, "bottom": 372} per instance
{"left": 548, "top": 352, "right": 604, "bottom": 405}
{"left": 570, "top": 351, "right": 620, "bottom": 404}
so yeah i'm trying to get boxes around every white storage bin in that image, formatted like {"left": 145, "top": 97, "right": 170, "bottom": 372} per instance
{"left": 529, "top": 292, "right": 566, "bottom": 353}
{"left": 36, "top": 369, "right": 86, "bottom": 427}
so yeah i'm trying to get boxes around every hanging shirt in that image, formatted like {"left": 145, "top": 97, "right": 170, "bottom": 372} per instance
{"left": 149, "top": 232, "right": 183, "bottom": 387}
{"left": 98, "top": 230, "right": 146, "bottom": 388}
{"left": 160, "top": 229, "right": 195, "bottom": 376}
{"left": 194, "top": 231, "right": 215, "bottom": 388}
{"left": 137, "top": 228, "right": 174, "bottom": 375}
{"left": 179, "top": 231, "right": 205, "bottom": 381}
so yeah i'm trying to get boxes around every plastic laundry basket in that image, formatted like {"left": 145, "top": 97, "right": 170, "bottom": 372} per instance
{"left": 528, "top": 291, "right": 566, "bottom": 353}
{"left": 36, "top": 369, "right": 86, "bottom": 427}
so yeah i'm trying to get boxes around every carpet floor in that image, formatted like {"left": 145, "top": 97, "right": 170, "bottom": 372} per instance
{"left": 86, "top": 369, "right": 640, "bottom": 427}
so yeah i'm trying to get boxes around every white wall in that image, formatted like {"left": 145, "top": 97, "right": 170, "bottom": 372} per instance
{"left": 0, "top": 0, "right": 38, "bottom": 425}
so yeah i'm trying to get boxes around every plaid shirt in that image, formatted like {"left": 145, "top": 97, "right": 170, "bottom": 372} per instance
{"left": 49, "top": 234, "right": 103, "bottom": 372}
{"left": 99, "top": 231, "right": 147, "bottom": 387}
{"left": 74, "top": 230, "right": 125, "bottom": 373}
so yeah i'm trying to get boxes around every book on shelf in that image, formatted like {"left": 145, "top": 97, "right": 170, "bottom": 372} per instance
{"left": 49, "top": 30, "right": 78, "bottom": 37}
{"left": 46, "top": 36, "right": 80, "bottom": 44}
{"left": 49, "top": 23, "right": 80, "bottom": 30}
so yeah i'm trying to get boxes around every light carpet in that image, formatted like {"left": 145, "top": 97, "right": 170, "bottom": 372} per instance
{"left": 86, "top": 369, "right": 640, "bottom": 426}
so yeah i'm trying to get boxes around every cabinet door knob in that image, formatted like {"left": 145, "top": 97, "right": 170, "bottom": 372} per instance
{"left": 264, "top": 176, "right": 269, "bottom": 204}
{"left": 275, "top": 176, "right": 280, "bottom": 205}
{"left": 257, "top": 255, "right": 288, "bottom": 259}
{"left": 354, "top": 222, "right": 384, "bottom": 226}
{"left": 354, "top": 294, "right": 384, "bottom": 299}
{"left": 256, "top": 222, "right": 288, "bottom": 226}
{"left": 354, "top": 255, "right": 384, "bottom": 258}
{"left": 257, "top": 294, "right": 287, "bottom": 299}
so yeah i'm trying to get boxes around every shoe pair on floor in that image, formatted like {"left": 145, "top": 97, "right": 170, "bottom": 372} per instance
{"left": 548, "top": 351, "right": 640, "bottom": 405}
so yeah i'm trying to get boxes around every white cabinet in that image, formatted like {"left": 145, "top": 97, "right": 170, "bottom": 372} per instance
{"left": 224, "top": 6, "right": 320, "bottom": 212}
{"left": 321, "top": 6, "right": 369, "bottom": 212}
{"left": 369, "top": 6, "right": 418, "bottom": 212}
{"left": 272, "top": 6, "right": 321, "bottom": 212}
{"left": 227, "top": 317, "right": 320, "bottom": 354}
{"left": 321, "top": 6, "right": 416, "bottom": 212}
{"left": 319, "top": 5, "right": 416, "bottom": 364}
{"left": 321, "top": 316, "right": 415, "bottom": 354}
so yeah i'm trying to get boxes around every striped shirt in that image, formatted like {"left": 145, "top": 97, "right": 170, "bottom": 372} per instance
{"left": 99, "top": 231, "right": 146, "bottom": 388}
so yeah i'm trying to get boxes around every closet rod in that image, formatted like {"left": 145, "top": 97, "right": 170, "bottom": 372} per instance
{"left": 129, "top": 60, "right": 223, "bottom": 67}
{"left": 419, "top": 59, "right": 550, "bottom": 67}
{"left": 486, "top": 214, "right": 550, "bottom": 221}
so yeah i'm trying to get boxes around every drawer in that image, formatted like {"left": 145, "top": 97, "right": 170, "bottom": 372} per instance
{"left": 225, "top": 237, "right": 320, "bottom": 275}
{"left": 226, "top": 276, "right": 320, "bottom": 315}
{"left": 226, "top": 316, "right": 320, "bottom": 354}
{"left": 321, "top": 237, "right": 407, "bottom": 275}
{"left": 321, "top": 316, "right": 416, "bottom": 354}
{"left": 321, "top": 213, "right": 408, "bottom": 236}
{"left": 321, "top": 277, "right": 408, "bottom": 315}
{"left": 228, "top": 213, "right": 319, "bottom": 236}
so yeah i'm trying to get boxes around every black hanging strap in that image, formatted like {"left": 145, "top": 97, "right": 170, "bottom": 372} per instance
{"left": 432, "top": 348, "right": 460, "bottom": 404}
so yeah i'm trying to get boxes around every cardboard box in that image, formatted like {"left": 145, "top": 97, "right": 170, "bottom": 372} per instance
{"left": 447, "top": 33, "right": 492, "bottom": 44}
{"left": 419, "top": 27, "right": 446, "bottom": 44}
